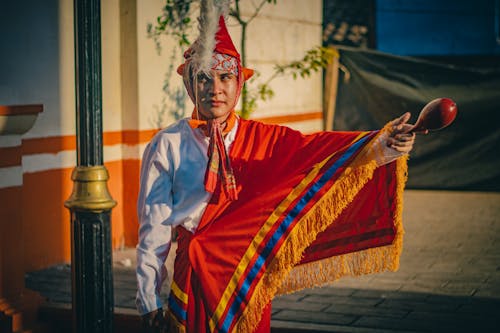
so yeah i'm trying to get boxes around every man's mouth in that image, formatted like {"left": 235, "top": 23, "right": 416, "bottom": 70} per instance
{"left": 210, "top": 100, "right": 224, "bottom": 107}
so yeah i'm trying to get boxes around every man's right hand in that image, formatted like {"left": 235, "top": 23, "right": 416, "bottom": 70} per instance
{"left": 141, "top": 308, "right": 166, "bottom": 333}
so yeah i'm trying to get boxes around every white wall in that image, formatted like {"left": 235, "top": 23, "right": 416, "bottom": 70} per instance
{"left": 0, "top": 0, "right": 125, "bottom": 139}
{"left": 238, "top": 0, "right": 323, "bottom": 119}
{"left": 136, "top": 0, "right": 323, "bottom": 132}
{"left": 136, "top": 0, "right": 188, "bottom": 130}
{"left": 102, "top": 0, "right": 124, "bottom": 133}
{"left": 0, "top": 0, "right": 73, "bottom": 139}
{"left": 0, "top": 0, "right": 324, "bottom": 142}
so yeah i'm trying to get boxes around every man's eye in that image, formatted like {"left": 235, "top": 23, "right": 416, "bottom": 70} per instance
{"left": 197, "top": 74, "right": 209, "bottom": 83}
{"left": 221, "top": 74, "right": 234, "bottom": 81}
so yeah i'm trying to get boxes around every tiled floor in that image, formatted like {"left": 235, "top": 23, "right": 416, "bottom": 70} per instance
{"left": 26, "top": 190, "right": 500, "bottom": 332}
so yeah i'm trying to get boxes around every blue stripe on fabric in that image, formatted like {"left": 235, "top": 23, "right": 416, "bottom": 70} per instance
{"left": 168, "top": 294, "right": 187, "bottom": 321}
{"left": 219, "top": 134, "right": 373, "bottom": 332}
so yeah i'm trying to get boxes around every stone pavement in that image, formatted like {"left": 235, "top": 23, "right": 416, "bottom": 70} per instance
{"left": 25, "top": 190, "right": 500, "bottom": 332}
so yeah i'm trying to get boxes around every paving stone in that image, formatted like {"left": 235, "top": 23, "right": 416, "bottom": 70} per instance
{"left": 113, "top": 282, "right": 138, "bottom": 292}
{"left": 271, "top": 319, "right": 422, "bottom": 333}
{"left": 272, "top": 309, "right": 357, "bottom": 326}
{"left": 350, "top": 289, "right": 394, "bottom": 299}
{"left": 324, "top": 303, "right": 409, "bottom": 319}
{"left": 366, "top": 280, "right": 410, "bottom": 289}
{"left": 273, "top": 293, "right": 305, "bottom": 302}
{"left": 271, "top": 308, "right": 282, "bottom": 316}
{"left": 113, "top": 269, "right": 136, "bottom": 279}
{"left": 486, "top": 269, "right": 500, "bottom": 279}
{"left": 397, "top": 282, "right": 443, "bottom": 294}
{"left": 456, "top": 300, "right": 500, "bottom": 314}
{"left": 406, "top": 310, "right": 480, "bottom": 322}
{"left": 302, "top": 295, "right": 382, "bottom": 307}
{"left": 438, "top": 281, "right": 478, "bottom": 296}
{"left": 331, "top": 280, "right": 376, "bottom": 289}
{"left": 467, "top": 258, "right": 500, "bottom": 270}
{"left": 301, "top": 287, "right": 357, "bottom": 297}
{"left": 436, "top": 272, "right": 490, "bottom": 283}
{"left": 115, "top": 294, "right": 137, "bottom": 309}
{"left": 350, "top": 289, "right": 432, "bottom": 301}
{"left": 424, "top": 294, "right": 472, "bottom": 307}
{"left": 473, "top": 287, "right": 500, "bottom": 298}
{"left": 374, "top": 271, "right": 417, "bottom": 281}
{"left": 49, "top": 293, "right": 72, "bottom": 303}
{"left": 426, "top": 262, "right": 464, "bottom": 273}
{"left": 352, "top": 315, "right": 437, "bottom": 332}
{"left": 354, "top": 281, "right": 403, "bottom": 291}
{"left": 353, "top": 313, "right": 489, "bottom": 333}
{"left": 272, "top": 299, "right": 328, "bottom": 312}
{"left": 406, "top": 311, "right": 499, "bottom": 332}
{"left": 376, "top": 299, "right": 459, "bottom": 312}
{"left": 24, "top": 191, "right": 500, "bottom": 332}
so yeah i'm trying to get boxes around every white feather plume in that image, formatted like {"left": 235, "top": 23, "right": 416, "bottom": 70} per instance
{"left": 192, "top": 0, "right": 232, "bottom": 75}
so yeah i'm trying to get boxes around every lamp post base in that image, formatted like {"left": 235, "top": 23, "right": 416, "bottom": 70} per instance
{"left": 65, "top": 166, "right": 116, "bottom": 333}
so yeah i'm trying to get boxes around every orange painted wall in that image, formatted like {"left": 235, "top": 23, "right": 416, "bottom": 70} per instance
{"left": 4, "top": 113, "right": 318, "bottom": 275}
{"left": 0, "top": 186, "right": 24, "bottom": 298}
{"left": 120, "top": 159, "right": 141, "bottom": 247}
{"left": 21, "top": 160, "right": 140, "bottom": 272}
{"left": 22, "top": 168, "right": 73, "bottom": 272}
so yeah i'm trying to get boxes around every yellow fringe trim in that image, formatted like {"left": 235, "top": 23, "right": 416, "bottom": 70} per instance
{"left": 233, "top": 127, "right": 408, "bottom": 333}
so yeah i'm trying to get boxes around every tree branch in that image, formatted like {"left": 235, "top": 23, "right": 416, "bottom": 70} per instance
{"left": 231, "top": 0, "right": 245, "bottom": 25}
{"left": 246, "top": 0, "right": 269, "bottom": 25}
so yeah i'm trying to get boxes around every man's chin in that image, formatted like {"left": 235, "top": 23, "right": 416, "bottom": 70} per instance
{"left": 204, "top": 109, "right": 231, "bottom": 121}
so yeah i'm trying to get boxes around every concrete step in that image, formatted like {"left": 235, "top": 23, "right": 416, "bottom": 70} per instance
{"left": 37, "top": 302, "right": 330, "bottom": 333}
{"left": 38, "top": 302, "right": 142, "bottom": 333}
{"left": 0, "top": 295, "right": 52, "bottom": 333}
{"left": 1, "top": 298, "right": 24, "bottom": 333}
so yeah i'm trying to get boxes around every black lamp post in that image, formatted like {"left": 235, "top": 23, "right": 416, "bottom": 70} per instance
{"left": 65, "top": 0, "right": 116, "bottom": 332}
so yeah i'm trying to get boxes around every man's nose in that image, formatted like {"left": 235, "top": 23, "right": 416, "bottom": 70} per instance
{"left": 209, "top": 77, "right": 222, "bottom": 94}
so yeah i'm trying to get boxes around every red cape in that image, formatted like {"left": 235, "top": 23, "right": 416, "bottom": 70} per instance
{"left": 167, "top": 119, "right": 407, "bottom": 333}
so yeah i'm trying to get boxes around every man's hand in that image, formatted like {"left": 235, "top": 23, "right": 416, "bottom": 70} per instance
{"left": 141, "top": 308, "right": 166, "bottom": 333}
{"left": 386, "top": 112, "right": 421, "bottom": 154}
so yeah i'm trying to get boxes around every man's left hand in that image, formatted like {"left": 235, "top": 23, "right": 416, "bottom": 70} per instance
{"left": 386, "top": 112, "right": 420, "bottom": 154}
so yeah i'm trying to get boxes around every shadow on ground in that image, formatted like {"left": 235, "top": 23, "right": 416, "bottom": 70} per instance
{"left": 26, "top": 265, "right": 500, "bottom": 333}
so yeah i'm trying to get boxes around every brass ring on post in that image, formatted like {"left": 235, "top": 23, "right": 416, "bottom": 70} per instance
{"left": 65, "top": 165, "right": 117, "bottom": 212}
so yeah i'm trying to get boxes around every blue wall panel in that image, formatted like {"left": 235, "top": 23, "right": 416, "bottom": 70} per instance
{"left": 376, "top": 0, "right": 500, "bottom": 55}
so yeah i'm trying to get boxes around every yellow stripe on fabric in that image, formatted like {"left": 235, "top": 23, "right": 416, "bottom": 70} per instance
{"left": 165, "top": 309, "right": 187, "bottom": 333}
{"left": 171, "top": 280, "right": 188, "bottom": 305}
{"left": 352, "top": 132, "right": 369, "bottom": 144}
{"left": 208, "top": 132, "right": 370, "bottom": 332}
{"left": 332, "top": 130, "right": 382, "bottom": 170}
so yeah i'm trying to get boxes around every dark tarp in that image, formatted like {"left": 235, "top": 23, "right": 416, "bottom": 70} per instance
{"left": 333, "top": 46, "right": 500, "bottom": 191}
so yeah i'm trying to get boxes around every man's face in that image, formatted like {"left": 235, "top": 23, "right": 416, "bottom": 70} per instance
{"left": 195, "top": 69, "right": 239, "bottom": 122}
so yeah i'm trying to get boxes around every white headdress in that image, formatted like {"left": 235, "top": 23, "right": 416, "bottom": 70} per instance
{"left": 192, "top": 0, "right": 232, "bottom": 75}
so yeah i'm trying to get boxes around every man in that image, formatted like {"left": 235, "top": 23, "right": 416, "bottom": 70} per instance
{"left": 136, "top": 16, "right": 416, "bottom": 333}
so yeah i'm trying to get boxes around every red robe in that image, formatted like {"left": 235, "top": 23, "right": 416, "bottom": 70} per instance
{"left": 166, "top": 119, "right": 407, "bottom": 333}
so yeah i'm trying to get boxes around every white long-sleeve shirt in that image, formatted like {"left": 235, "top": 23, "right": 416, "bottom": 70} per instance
{"left": 135, "top": 118, "right": 239, "bottom": 314}
{"left": 135, "top": 118, "right": 402, "bottom": 315}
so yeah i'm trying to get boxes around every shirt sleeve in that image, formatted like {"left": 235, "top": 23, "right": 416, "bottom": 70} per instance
{"left": 353, "top": 130, "right": 406, "bottom": 168}
{"left": 136, "top": 138, "right": 174, "bottom": 315}
{"left": 366, "top": 130, "right": 406, "bottom": 167}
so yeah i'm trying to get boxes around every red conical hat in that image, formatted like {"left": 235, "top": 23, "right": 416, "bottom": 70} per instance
{"left": 177, "top": 16, "right": 254, "bottom": 81}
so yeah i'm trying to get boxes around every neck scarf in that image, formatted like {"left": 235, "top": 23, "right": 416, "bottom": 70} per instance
{"left": 189, "top": 111, "right": 238, "bottom": 200}
{"left": 179, "top": 17, "right": 247, "bottom": 202}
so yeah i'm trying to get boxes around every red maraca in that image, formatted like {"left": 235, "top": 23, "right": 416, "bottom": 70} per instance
{"left": 409, "top": 98, "right": 457, "bottom": 133}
